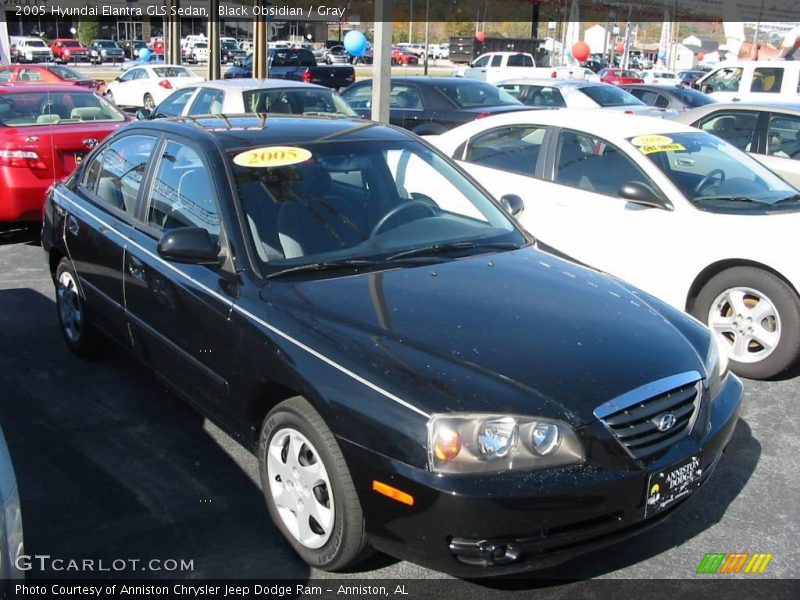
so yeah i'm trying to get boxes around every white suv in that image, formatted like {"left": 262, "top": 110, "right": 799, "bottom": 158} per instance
{"left": 11, "top": 37, "right": 53, "bottom": 63}
{"left": 697, "top": 60, "right": 800, "bottom": 103}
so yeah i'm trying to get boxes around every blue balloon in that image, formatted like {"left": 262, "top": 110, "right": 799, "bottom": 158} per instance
{"left": 565, "top": 49, "right": 572, "bottom": 57}
{"left": 138, "top": 48, "right": 152, "bottom": 61}
{"left": 343, "top": 30, "right": 368, "bottom": 57}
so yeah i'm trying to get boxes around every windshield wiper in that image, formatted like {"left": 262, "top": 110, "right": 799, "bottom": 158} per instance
{"left": 694, "top": 195, "right": 769, "bottom": 205}
{"left": 386, "top": 241, "right": 521, "bottom": 262}
{"left": 266, "top": 258, "right": 380, "bottom": 279}
{"left": 772, "top": 193, "right": 800, "bottom": 205}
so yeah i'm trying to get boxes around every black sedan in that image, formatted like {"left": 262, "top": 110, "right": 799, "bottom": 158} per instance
{"left": 41, "top": 115, "right": 742, "bottom": 577}
{"left": 341, "top": 76, "right": 533, "bottom": 134}
{"left": 620, "top": 83, "right": 717, "bottom": 112}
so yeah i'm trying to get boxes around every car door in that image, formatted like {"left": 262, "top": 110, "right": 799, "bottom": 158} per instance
{"left": 186, "top": 87, "right": 225, "bottom": 116}
{"left": 522, "top": 129, "right": 677, "bottom": 294}
{"left": 694, "top": 109, "right": 762, "bottom": 153}
{"left": 699, "top": 66, "right": 745, "bottom": 102}
{"left": 759, "top": 112, "right": 800, "bottom": 188}
{"left": 63, "top": 133, "right": 159, "bottom": 346}
{"left": 112, "top": 68, "right": 140, "bottom": 105}
{"left": 463, "top": 54, "right": 491, "bottom": 80}
{"left": 123, "top": 137, "right": 235, "bottom": 415}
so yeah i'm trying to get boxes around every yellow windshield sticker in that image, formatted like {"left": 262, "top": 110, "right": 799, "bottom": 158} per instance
{"left": 630, "top": 134, "right": 673, "bottom": 147}
{"left": 639, "top": 143, "right": 685, "bottom": 155}
{"left": 233, "top": 146, "right": 312, "bottom": 168}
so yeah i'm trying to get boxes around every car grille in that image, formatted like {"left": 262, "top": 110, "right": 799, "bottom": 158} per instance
{"left": 594, "top": 371, "right": 702, "bottom": 460}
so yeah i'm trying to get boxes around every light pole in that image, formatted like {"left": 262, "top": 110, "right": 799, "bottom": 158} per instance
{"left": 408, "top": 0, "right": 413, "bottom": 43}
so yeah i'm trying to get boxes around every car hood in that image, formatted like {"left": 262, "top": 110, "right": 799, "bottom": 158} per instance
{"left": 260, "top": 248, "right": 705, "bottom": 426}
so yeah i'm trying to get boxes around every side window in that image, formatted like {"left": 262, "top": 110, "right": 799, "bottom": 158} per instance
{"left": 651, "top": 93, "right": 670, "bottom": 108}
{"left": 464, "top": 125, "right": 546, "bottom": 177}
{"left": 507, "top": 54, "right": 532, "bottom": 67}
{"left": 133, "top": 69, "right": 149, "bottom": 81}
{"left": 0, "top": 69, "right": 11, "bottom": 82}
{"left": 81, "top": 147, "right": 106, "bottom": 193}
{"left": 93, "top": 135, "right": 157, "bottom": 216}
{"left": 523, "top": 86, "right": 565, "bottom": 108}
{"left": 472, "top": 55, "right": 490, "bottom": 68}
{"left": 341, "top": 83, "right": 372, "bottom": 109}
{"left": 147, "top": 141, "right": 220, "bottom": 238}
{"left": 751, "top": 67, "right": 784, "bottom": 93}
{"left": 389, "top": 85, "right": 422, "bottom": 109}
{"left": 702, "top": 67, "right": 742, "bottom": 92}
{"left": 555, "top": 130, "right": 656, "bottom": 197}
{"left": 154, "top": 87, "right": 196, "bottom": 117}
{"left": 118, "top": 70, "right": 134, "bottom": 83}
{"left": 698, "top": 110, "right": 758, "bottom": 151}
{"left": 490, "top": 55, "right": 503, "bottom": 67}
{"left": 18, "top": 68, "right": 42, "bottom": 82}
{"left": 766, "top": 114, "right": 800, "bottom": 158}
{"left": 188, "top": 88, "right": 224, "bottom": 115}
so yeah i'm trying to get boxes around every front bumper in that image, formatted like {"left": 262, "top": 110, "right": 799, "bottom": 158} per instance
{"left": 339, "top": 374, "right": 742, "bottom": 577}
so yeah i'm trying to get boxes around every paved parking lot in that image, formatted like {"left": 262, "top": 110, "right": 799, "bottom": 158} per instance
{"left": 1, "top": 225, "right": 798, "bottom": 587}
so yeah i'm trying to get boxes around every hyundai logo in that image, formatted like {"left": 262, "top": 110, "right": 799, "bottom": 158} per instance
{"left": 83, "top": 138, "right": 98, "bottom": 149}
{"left": 655, "top": 413, "right": 677, "bottom": 432}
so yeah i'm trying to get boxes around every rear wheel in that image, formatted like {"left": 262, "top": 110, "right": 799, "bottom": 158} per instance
{"left": 55, "top": 258, "right": 103, "bottom": 358}
{"left": 258, "top": 397, "right": 369, "bottom": 571}
{"left": 143, "top": 93, "right": 155, "bottom": 111}
{"left": 692, "top": 266, "right": 800, "bottom": 379}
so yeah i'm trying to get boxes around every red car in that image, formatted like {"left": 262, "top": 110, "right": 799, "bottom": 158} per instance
{"left": 49, "top": 39, "right": 90, "bottom": 63}
{"left": 391, "top": 47, "right": 419, "bottom": 66}
{"left": 0, "top": 85, "right": 127, "bottom": 222}
{"left": 599, "top": 68, "right": 644, "bottom": 85}
{"left": 0, "top": 64, "right": 105, "bottom": 93}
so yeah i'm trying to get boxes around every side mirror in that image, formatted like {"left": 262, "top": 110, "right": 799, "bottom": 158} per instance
{"left": 618, "top": 181, "right": 673, "bottom": 210}
{"left": 135, "top": 108, "right": 152, "bottom": 120}
{"left": 157, "top": 227, "right": 221, "bottom": 264}
{"left": 499, "top": 194, "right": 525, "bottom": 217}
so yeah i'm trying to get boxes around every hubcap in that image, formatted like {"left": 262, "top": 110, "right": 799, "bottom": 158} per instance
{"left": 707, "top": 286, "right": 780, "bottom": 363}
{"left": 57, "top": 270, "right": 83, "bottom": 344}
{"left": 266, "top": 428, "right": 334, "bottom": 549}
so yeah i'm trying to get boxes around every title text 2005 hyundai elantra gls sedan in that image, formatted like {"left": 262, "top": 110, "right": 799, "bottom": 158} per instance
{"left": 41, "top": 115, "right": 742, "bottom": 576}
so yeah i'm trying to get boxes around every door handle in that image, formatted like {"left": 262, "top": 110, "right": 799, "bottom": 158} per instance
{"left": 67, "top": 215, "right": 79, "bottom": 236}
{"left": 127, "top": 256, "right": 145, "bottom": 280}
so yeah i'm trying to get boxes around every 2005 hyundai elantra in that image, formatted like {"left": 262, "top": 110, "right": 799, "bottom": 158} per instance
{"left": 41, "top": 115, "right": 742, "bottom": 576}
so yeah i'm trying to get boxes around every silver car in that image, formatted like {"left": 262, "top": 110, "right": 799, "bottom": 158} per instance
{"left": 0, "top": 426, "right": 23, "bottom": 580}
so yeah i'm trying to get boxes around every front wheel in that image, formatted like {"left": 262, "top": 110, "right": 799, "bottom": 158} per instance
{"left": 692, "top": 266, "right": 800, "bottom": 379}
{"left": 143, "top": 93, "right": 155, "bottom": 111}
{"left": 258, "top": 397, "right": 369, "bottom": 571}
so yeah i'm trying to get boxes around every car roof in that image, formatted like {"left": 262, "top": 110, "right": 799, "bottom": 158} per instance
{"left": 497, "top": 78, "right": 604, "bottom": 89}
{"left": 439, "top": 108, "right": 699, "bottom": 141}
{"left": 124, "top": 115, "right": 411, "bottom": 148}
{"left": 196, "top": 79, "right": 327, "bottom": 92}
{"left": 683, "top": 101, "right": 800, "bottom": 114}
{"left": 359, "top": 76, "right": 497, "bottom": 86}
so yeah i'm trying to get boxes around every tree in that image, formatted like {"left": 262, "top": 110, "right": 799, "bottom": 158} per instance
{"left": 77, "top": 18, "right": 100, "bottom": 46}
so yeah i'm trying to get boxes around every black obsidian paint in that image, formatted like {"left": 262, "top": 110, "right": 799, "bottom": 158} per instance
{"left": 41, "top": 116, "right": 742, "bottom": 576}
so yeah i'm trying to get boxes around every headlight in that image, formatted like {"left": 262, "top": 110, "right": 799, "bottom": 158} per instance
{"left": 705, "top": 334, "right": 729, "bottom": 398}
{"left": 428, "top": 413, "right": 583, "bottom": 474}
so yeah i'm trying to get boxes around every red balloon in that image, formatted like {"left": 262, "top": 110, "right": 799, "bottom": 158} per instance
{"left": 696, "top": 52, "right": 705, "bottom": 61}
{"left": 615, "top": 43, "right": 624, "bottom": 54}
{"left": 476, "top": 31, "right": 486, "bottom": 43}
{"left": 572, "top": 41, "right": 590, "bottom": 62}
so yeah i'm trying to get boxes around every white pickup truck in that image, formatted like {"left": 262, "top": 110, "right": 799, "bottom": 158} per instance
{"left": 454, "top": 52, "right": 556, "bottom": 83}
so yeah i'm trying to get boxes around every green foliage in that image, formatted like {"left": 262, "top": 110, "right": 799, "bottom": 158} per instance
{"left": 77, "top": 18, "right": 100, "bottom": 46}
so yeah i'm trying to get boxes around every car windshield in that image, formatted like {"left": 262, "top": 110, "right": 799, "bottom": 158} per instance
{"left": 580, "top": 84, "right": 644, "bottom": 107}
{"left": 46, "top": 65, "right": 83, "bottom": 80}
{"left": 0, "top": 91, "right": 126, "bottom": 127}
{"left": 222, "top": 41, "right": 238, "bottom": 49}
{"left": 231, "top": 138, "right": 525, "bottom": 274}
{"left": 153, "top": 67, "right": 192, "bottom": 78}
{"left": 242, "top": 89, "right": 357, "bottom": 117}
{"left": 632, "top": 131, "right": 798, "bottom": 209}
{"left": 27, "top": 40, "right": 46, "bottom": 47}
{"left": 62, "top": 41, "right": 81, "bottom": 47}
{"left": 96, "top": 41, "right": 117, "bottom": 48}
{"left": 194, "top": 43, "right": 208, "bottom": 49}
{"left": 434, "top": 81, "right": 521, "bottom": 109}
{"left": 616, "top": 70, "right": 639, "bottom": 78}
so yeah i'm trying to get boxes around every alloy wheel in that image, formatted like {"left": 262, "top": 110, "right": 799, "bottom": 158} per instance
{"left": 57, "top": 270, "right": 83, "bottom": 344}
{"left": 708, "top": 286, "right": 781, "bottom": 364}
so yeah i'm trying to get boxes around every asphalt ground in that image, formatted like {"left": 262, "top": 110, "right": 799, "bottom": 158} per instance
{"left": 0, "top": 225, "right": 798, "bottom": 593}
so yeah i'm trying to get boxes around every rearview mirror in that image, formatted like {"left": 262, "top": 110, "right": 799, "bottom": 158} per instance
{"left": 499, "top": 194, "right": 525, "bottom": 217}
{"left": 135, "top": 108, "right": 152, "bottom": 120}
{"left": 157, "top": 227, "right": 221, "bottom": 264}
{"left": 618, "top": 181, "right": 673, "bottom": 211}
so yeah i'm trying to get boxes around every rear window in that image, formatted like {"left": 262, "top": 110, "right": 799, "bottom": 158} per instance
{"left": 271, "top": 49, "right": 316, "bottom": 66}
{"left": 673, "top": 87, "right": 716, "bottom": 108}
{"left": 619, "top": 70, "right": 640, "bottom": 78}
{"left": 242, "top": 88, "right": 356, "bottom": 117}
{"left": 580, "top": 84, "right": 644, "bottom": 107}
{"left": 434, "top": 81, "right": 521, "bottom": 109}
{"left": 0, "top": 91, "right": 126, "bottom": 127}
{"left": 152, "top": 67, "right": 192, "bottom": 78}
{"left": 507, "top": 54, "right": 533, "bottom": 67}
{"left": 45, "top": 65, "right": 83, "bottom": 81}
{"left": 62, "top": 41, "right": 82, "bottom": 47}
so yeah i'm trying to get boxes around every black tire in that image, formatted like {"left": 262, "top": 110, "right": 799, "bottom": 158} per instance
{"left": 54, "top": 258, "right": 104, "bottom": 358}
{"left": 258, "top": 396, "right": 369, "bottom": 571}
{"left": 143, "top": 94, "right": 155, "bottom": 111}
{"left": 692, "top": 266, "right": 800, "bottom": 379}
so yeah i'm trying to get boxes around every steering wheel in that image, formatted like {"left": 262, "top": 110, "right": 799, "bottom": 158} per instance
{"left": 370, "top": 200, "right": 437, "bottom": 237}
{"left": 694, "top": 168, "right": 726, "bottom": 194}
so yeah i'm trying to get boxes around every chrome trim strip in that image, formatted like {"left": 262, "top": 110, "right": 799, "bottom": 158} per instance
{"left": 593, "top": 370, "right": 703, "bottom": 420}
{"left": 54, "top": 189, "right": 431, "bottom": 419}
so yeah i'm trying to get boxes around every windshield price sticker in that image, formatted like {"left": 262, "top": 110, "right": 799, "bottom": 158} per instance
{"left": 234, "top": 146, "right": 312, "bottom": 168}
{"left": 639, "top": 143, "right": 686, "bottom": 155}
{"left": 631, "top": 135, "right": 685, "bottom": 155}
